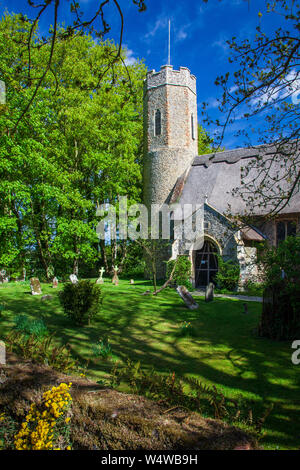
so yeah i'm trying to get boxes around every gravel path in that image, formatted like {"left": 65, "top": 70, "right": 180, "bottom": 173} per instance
{"left": 193, "top": 290, "right": 262, "bottom": 302}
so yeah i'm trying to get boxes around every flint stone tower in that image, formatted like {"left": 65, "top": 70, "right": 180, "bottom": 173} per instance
{"left": 143, "top": 65, "right": 198, "bottom": 208}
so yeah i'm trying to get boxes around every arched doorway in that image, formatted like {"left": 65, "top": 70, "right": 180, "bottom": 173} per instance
{"left": 194, "top": 240, "right": 219, "bottom": 287}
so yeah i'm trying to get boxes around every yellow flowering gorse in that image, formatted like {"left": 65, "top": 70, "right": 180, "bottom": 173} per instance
{"left": 14, "top": 382, "right": 72, "bottom": 450}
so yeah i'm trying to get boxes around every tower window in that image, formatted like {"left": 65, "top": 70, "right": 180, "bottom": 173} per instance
{"left": 155, "top": 109, "right": 161, "bottom": 136}
{"left": 191, "top": 114, "right": 195, "bottom": 140}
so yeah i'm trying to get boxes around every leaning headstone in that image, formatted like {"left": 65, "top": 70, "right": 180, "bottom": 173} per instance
{"left": 205, "top": 282, "right": 214, "bottom": 302}
{"left": 130, "top": 279, "right": 134, "bottom": 285}
{"left": 112, "top": 265, "right": 119, "bottom": 285}
{"left": 52, "top": 277, "right": 58, "bottom": 288}
{"left": 176, "top": 285, "right": 199, "bottom": 310}
{"left": 30, "top": 277, "right": 42, "bottom": 296}
{"left": 69, "top": 274, "right": 78, "bottom": 284}
{"left": 96, "top": 267, "right": 105, "bottom": 285}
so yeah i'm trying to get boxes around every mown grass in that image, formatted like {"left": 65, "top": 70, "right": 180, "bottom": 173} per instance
{"left": 0, "top": 278, "right": 299, "bottom": 450}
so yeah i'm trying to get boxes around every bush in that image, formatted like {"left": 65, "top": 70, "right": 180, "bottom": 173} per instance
{"left": 5, "top": 331, "right": 77, "bottom": 372}
{"left": 166, "top": 256, "right": 192, "bottom": 289}
{"left": 92, "top": 337, "right": 113, "bottom": 359}
{"left": 243, "top": 280, "right": 264, "bottom": 297}
{"left": 259, "top": 236, "right": 300, "bottom": 340}
{"left": 59, "top": 280, "right": 102, "bottom": 326}
{"left": 215, "top": 256, "right": 240, "bottom": 291}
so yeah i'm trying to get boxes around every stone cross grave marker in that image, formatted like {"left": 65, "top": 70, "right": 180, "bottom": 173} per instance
{"left": 30, "top": 277, "right": 42, "bottom": 296}
{"left": 176, "top": 285, "right": 199, "bottom": 310}
{"left": 70, "top": 274, "right": 78, "bottom": 284}
{"left": 96, "top": 267, "right": 105, "bottom": 284}
{"left": 112, "top": 266, "right": 119, "bottom": 285}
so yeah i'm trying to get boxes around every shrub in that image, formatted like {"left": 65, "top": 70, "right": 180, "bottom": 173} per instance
{"left": 166, "top": 256, "right": 192, "bottom": 289}
{"left": 59, "top": 280, "right": 102, "bottom": 326}
{"left": 259, "top": 236, "right": 300, "bottom": 340}
{"left": 243, "top": 280, "right": 264, "bottom": 297}
{"left": 14, "top": 383, "right": 72, "bottom": 450}
{"left": 92, "top": 337, "right": 113, "bottom": 359}
{"left": 5, "top": 331, "right": 77, "bottom": 372}
{"left": 215, "top": 256, "right": 240, "bottom": 291}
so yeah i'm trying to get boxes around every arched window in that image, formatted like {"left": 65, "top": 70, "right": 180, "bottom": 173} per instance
{"left": 191, "top": 114, "right": 195, "bottom": 140}
{"left": 155, "top": 109, "right": 161, "bottom": 136}
{"left": 194, "top": 240, "right": 218, "bottom": 287}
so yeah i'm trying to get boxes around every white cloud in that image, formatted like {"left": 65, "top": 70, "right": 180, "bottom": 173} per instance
{"left": 144, "top": 17, "right": 168, "bottom": 39}
{"left": 124, "top": 46, "right": 137, "bottom": 66}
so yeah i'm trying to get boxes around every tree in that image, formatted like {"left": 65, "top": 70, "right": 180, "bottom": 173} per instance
{"left": 203, "top": 0, "right": 300, "bottom": 215}
{"left": 7, "top": 0, "right": 147, "bottom": 133}
{"left": 0, "top": 13, "right": 146, "bottom": 278}
{"left": 197, "top": 124, "right": 215, "bottom": 155}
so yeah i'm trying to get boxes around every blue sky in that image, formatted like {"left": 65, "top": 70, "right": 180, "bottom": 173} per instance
{"left": 0, "top": 0, "right": 292, "bottom": 148}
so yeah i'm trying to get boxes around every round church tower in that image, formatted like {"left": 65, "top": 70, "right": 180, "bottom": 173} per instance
{"left": 143, "top": 65, "right": 198, "bottom": 208}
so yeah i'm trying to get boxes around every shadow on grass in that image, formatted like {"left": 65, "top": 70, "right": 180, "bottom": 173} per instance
{"left": 0, "top": 279, "right": 299, "bottom": 449}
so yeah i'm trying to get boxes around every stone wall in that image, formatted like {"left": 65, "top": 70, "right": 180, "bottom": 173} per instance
{"left": 143, "top": 65, "right": 198, "bottom": 208}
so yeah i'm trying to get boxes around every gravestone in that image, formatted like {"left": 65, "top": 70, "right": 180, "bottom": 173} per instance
{"left": 205, "top": 282, "right": 214, "bottom": 302}
{"left": 176, "top": 285, "right": 199, "bottom": 310}
{"left": 112, "top": 265, "right": 119, "bottom": 285}
{"left": 52, "top": 277, "right": 58, "bottom": 288}
{"left": 130, "top": 279, "right": 134, "bottom": 285}
{"left": 0, "top": 269, "right": 5, "bottom": 284}
{"left": 70, "top": 274, "right": 78, "bottom": 284}
{"left": 0, "top": 340, "right": 5, "bottom": 365}
{"left": 30, "top": 277, "right": 42, "bottom": 296}
{"left": 96, "top": 267, "right": 105, "bottom": 285}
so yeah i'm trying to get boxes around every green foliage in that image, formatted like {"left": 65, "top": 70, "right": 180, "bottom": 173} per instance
{"left": 14, "top": 314, "right": 48, "bottom": 340}
{"left": 176, "top": 321, "right": 197, "bottom": 337}
{"left": 0, "top": 412, "right": 17, "bottom": 450}
{"left": 59, "top": 280, "right": 102, "bottom": 326}
{"left": 243, "top": 280, "right": 264, "bottom": 297}
{"left": 259, "top": 236, "right": 300, "bottom": 340}
{"left": 0, "top": 13, "right": 146, "bottom": 279}
{"left": 121, "top": 242, "right": 145, "bottom": 278}
{"left": 215, "top": 256, "right": 240, "bottom": 291}
{"left": 166, "top": 256, "right": 192, "bottom": 289}
{"left": 92, "top": 337, "right": 113, "bottom": 359}
{"left": 110, "top": 359, "right": 272, "bottom": 432}
{"left": 5, "top": 331, "right": 76, "bottom": 372}
{"left": 198, "top": 125, "right": 215, "bottom": 155}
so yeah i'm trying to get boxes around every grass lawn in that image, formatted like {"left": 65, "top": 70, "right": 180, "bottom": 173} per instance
{"left": 0, "top": 278, "right": 299, "bottom": 450}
